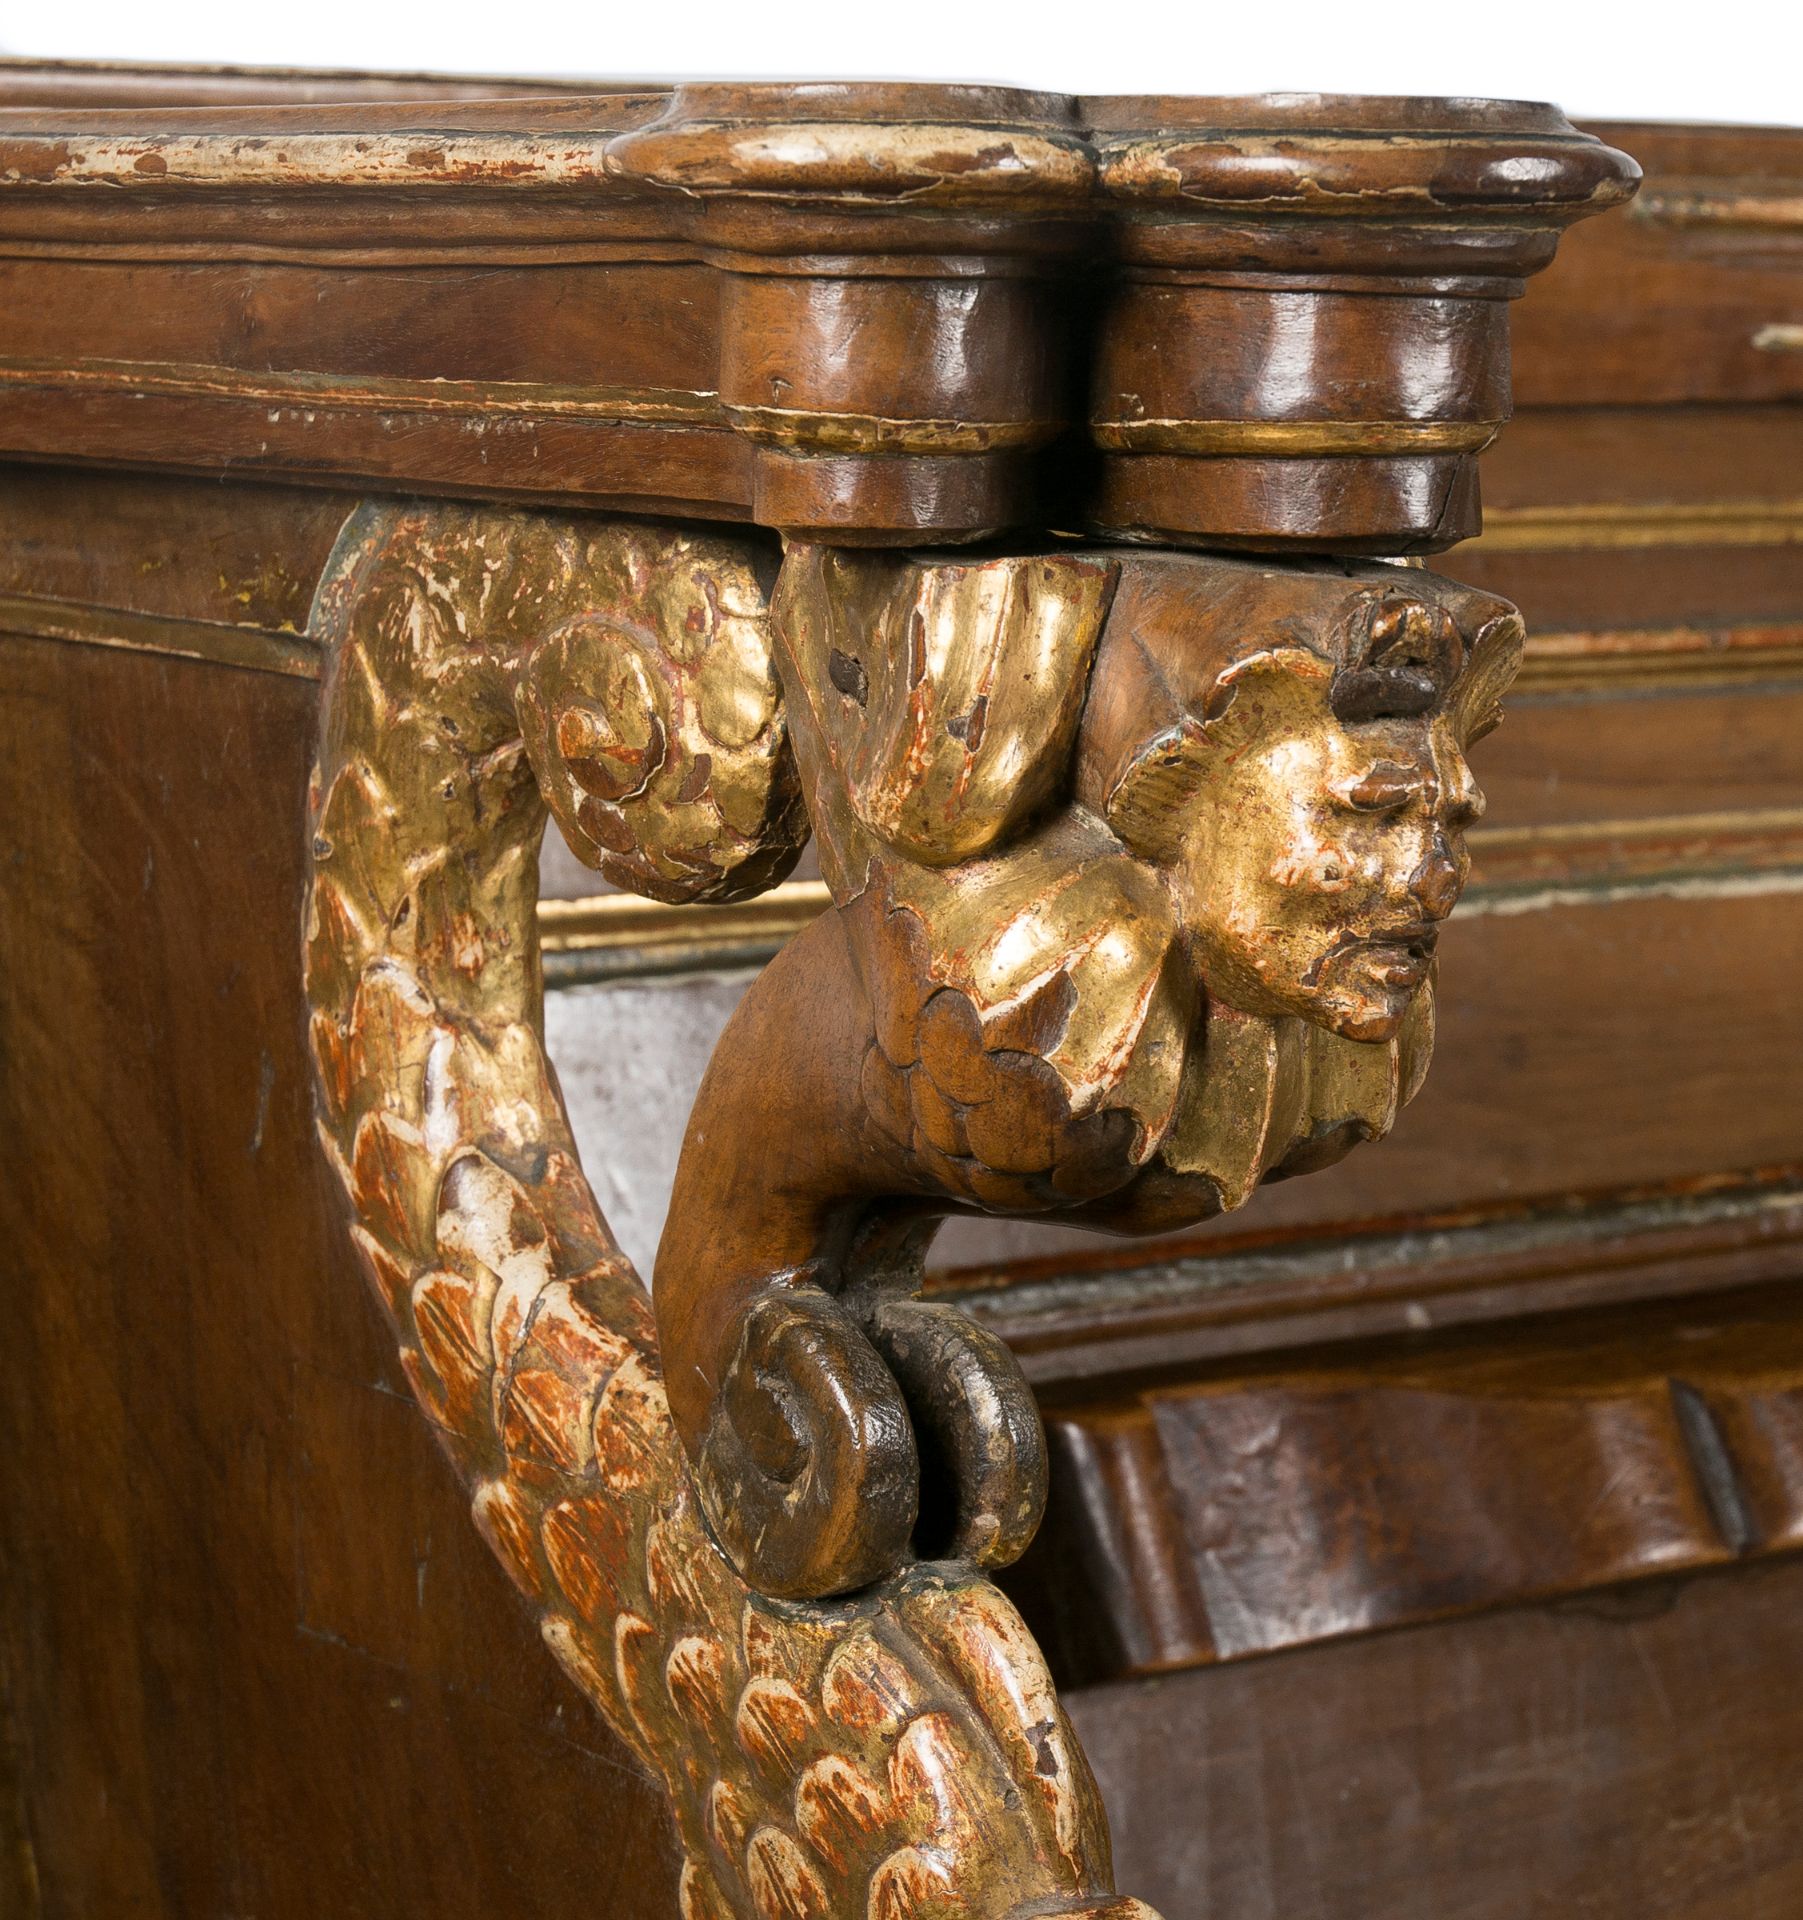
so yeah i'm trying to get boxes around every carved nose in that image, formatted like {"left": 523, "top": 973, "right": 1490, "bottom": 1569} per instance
{"left": 1412, "top": 840, "right": 1465, "bottom": 921}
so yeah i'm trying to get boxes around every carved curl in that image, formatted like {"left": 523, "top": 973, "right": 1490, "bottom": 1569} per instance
{"left": 305, "top": 501, "right": 1162, "bottom": 1920}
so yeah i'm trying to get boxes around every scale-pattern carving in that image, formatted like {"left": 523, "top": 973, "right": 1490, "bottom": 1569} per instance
{"left": 304, "top": 500, "right": 1161, "bottom": 1920}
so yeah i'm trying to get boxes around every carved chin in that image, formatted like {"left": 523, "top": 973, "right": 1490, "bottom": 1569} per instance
{"left": 1306, "top": 957, "right": 1425, "bottom": 1044}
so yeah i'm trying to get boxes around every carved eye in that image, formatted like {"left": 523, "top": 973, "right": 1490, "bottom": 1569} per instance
{"left": 1341, "top": 762, "right": 1424, "bottom": 814}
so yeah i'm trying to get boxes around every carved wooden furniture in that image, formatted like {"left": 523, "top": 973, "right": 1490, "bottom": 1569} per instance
{"left": 3, "top": 57, "right": 1800, "bottom": 1920}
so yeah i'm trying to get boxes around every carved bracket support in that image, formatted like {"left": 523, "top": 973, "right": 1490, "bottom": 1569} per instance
{"left": 295, "top": 76, "right": 1629, "bottom": 1920}
{"left": 303, "top": 492, "right": 1523, "bottom": 1916}
{"left": 657, "top": 545, "right": 1520, "bottom": 1600}
{"left": 304, "top": 503, "right": 1165, "bottom": 1920}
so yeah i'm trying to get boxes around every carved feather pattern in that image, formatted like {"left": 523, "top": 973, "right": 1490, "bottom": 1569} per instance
{"left": 304, "top": 500, "right": 1163, "bottom": 1920}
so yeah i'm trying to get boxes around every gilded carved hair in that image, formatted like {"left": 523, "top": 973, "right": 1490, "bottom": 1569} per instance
{"left": 1072, "top": 554, "right": 1523, "bottom": 865}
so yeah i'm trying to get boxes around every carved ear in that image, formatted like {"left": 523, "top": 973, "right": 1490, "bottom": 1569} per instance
{"left": 773, "top": 543, "right": 1118, "bottom": 868}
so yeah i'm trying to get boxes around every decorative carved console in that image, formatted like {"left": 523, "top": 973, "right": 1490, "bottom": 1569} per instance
{"left": 282, "top": 82, "right": 1620, "bottom": 1914}
{"left": 42, "top": 61, "right": 1803, "bottom": 1920}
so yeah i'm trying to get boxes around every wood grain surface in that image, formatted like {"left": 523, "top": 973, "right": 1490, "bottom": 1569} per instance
{"left": 0, "top": 632, "right": 686, "bottom": 1918}
{"left": 0, "top": 59, "right": 1796, "bottom": 1920}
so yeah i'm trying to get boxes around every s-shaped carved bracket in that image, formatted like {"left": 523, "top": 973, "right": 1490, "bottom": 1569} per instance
{"left": 303, "top": 82, "right": 1636, "bottom": 1920}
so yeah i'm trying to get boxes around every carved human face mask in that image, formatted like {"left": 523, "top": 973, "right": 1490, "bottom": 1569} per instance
{"left": 1166, "top": 653, "right": 1490, "bottom": 1042}
{"left": 1082, "top": 565, "right": 1522, "bottom": 1046}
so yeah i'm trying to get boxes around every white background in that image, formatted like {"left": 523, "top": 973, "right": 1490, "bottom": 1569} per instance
{"left": 2, "top": 0, "right": 1797, "bottom": 128}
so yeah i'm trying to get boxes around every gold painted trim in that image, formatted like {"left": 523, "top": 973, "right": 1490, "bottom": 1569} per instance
{"left": 539, "top": 880, "right": 830, "bottom": 979}
{"left": 11, "top": 595, "right": 1800, "bottom": 708}
{"left": 1473, "top": 498, "right": 1803, "bottom": 552}
{"left": 0, "top": 589, "right": 320, "bottom": 678}
{"left": 1092, "top": 417, "right": 1501, "bottom": 456}
{"left": 725, "top": 402, "right": 1058, "bottom": 455}
{"left": 1634, "top": 184, "right": 1803, "bottom": 233}
{"left": 0, "top": 355, "right": 727, "bottom": 428}
{"left": 1515, "top": 623, "right": 1803, "bottom": 693}
{"left": 1470, "top": 805, "right": 1803, "bottom": 856}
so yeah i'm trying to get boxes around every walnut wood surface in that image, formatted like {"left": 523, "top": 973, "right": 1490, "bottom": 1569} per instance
{"left": 0, "top": 630, "right": 687, "bottom": 1919}
{"left": 1011, "top": 1280, "right": 1803, "bottom": 1683}
{"left": 1074, "top": 1549, "right": 1803, "bottom": 1919}
{"left": 0, "top": 65, "right": 1797, "bottom": 1920}
{"left": 0, "top": 78, "right": 1636, "bottom": 549}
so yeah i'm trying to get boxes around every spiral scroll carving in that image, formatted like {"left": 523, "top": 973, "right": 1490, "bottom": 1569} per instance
{"left": 304, "top": 501, "right": 1160, "bottom": 1920}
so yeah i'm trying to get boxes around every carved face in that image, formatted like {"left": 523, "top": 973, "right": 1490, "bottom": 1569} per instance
{"left": 1162, "top": 617, "right": 1514, "bottom": 1044}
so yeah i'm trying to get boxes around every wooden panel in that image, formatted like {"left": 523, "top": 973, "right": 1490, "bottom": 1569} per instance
{"left": 1069, "top": 1552, "right": 1803, "bottom": 1920}
{"left": 1447, "top": 408, "right": 1803, "bottom": 644}
{"left": 0, "top": 630, "right": 682, "bottom": 1918}
{"left": 1475, "top": 680, "right": 1803, "bottom": 828}
{"left": 0, "top": 465, "right": 354, "bottom": 629}
{"left": 1516, "top": 121, "right": 1803, "bottom": 407}
{"left": 1005, "top": 1283, "right": 1803, "bottom": 1684}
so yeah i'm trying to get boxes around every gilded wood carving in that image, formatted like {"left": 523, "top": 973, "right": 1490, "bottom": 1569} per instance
{"left": 306, "top": 496, "right": 1519, "bottom": 1913}
{"left": 657, "top": 548, "right": 1520, "bottom": 1599}
{"left": 305, "top": 503, "right": 1163, "bottom": 1920}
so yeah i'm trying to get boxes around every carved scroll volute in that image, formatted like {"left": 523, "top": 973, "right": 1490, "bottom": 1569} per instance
{"left": 305, "top": 502, "right": 1165, "bottom": 1920}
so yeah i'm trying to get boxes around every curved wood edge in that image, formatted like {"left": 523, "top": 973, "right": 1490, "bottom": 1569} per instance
{"left": 302, "top": 496, "right": 1163, "bottom": 1920}
{"left": 0, "top": 85, "right": 1637, "bottom": 549}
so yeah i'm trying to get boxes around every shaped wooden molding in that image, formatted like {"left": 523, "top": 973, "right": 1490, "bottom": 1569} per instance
{"left": 305, "top": 502, "right": 1519, "bottom": 1915}
{"left": 0, "top": 87, "right": 1632, "bottom": 550}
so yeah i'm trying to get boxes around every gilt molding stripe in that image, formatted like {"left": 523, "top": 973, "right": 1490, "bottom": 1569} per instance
{"left": 0, "top": 589, "right": 319, "bottom": 678}
{"left": 539, "top": 809, "right": 1803, "bottom": 981}
{"left": 725, "top": 403, "right": 1060, "bottom": 455}
{"left": 1515, "top": 622, "right": 1803, "bottom": 692}
{"left": 1090, "top": 418, "right": 1502, "bottom": 456}
{"left": 1471, "top": 805, "right": 1803, "bottom": 853}
{"left": 0, "top": 355, "right": 728, "bottom": 427}
{"left": 949, "top": 1178, "right": 1803, "bottom": 1370}
{"left": 540, "top": 883, "right": 831, "bottom": 984}
{"left": 1473, "top": 498, "right": 1803, "bottom": 551}
{"left": 1462, "top": 807, "right": 1803, "bottom": 914}
{"left": 1632, "top": 183, "right": 1803, "bottom": 232}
